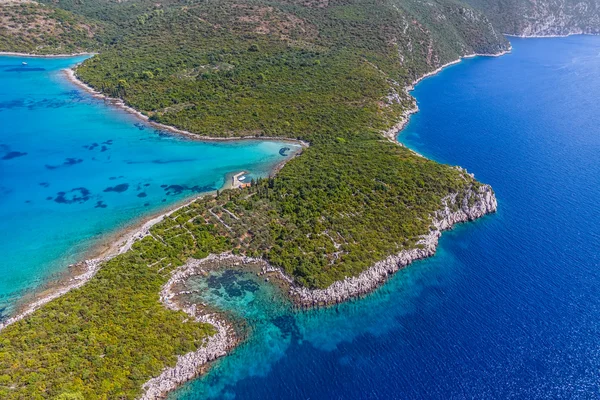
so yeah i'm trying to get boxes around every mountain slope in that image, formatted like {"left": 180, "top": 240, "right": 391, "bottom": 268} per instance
{"left": 466, "top": 0, "right": 600, "bottom": 35}
{"left": 0, "top": 0, "right": 102, "bottom": 54}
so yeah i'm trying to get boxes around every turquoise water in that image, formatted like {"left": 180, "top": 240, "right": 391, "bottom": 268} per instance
{"left": 0, "top": 55, "right": 299, "bottom": 317}
{"left": 174, "top": 36, "right": 600, "bottom": 399}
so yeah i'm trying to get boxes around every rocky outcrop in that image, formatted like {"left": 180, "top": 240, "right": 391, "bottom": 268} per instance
{"left": 139, "top": 313, "right": 234, "bottom": 400}
{"left": 139, "top": 255, "right": 239, "bottom": 400}
{"left": 466, "top": 0, "right": 600, "bottom": 36}
{"left": 288, "top": 183, "right": 497, "bottom": 307}
{"left": 152, "top": 183, "right": 498, "bottom": 313}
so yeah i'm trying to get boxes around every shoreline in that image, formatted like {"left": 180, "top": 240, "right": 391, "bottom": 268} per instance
{"left": 287, "top": 183, "right": 497, "bottom": 306}
{"left": 0, "top": 30, "right": 594, "bottom": 399}
{"left": 63, "top": 68, "right": 310, "bottom": 148}
{"left": 141, "top": 255, "right": 243, "bottom": 399}
{"left": 0, "top": 65, "right": 305, "bottom": 332}
{"left": 382, "top": 47, "right": 512, "bottom": 142}
{"left": 1, "top": 44, "right": 505, "bottom": 397}
{"left": 0, "top": 51, "right": 97, "bottom": 58}
{"left": 505, "top": 32, "right": 600, "bottom": 38}
{"left": 136, "top": 180, "right": 497, "bottom": 396}
{"left": 141, "top": 254, "right": 265, "bottom": 399}
{"left": 0, "top": 192, "right": 210, "bottom": 331}
{"left": 0, "top": 150, "right": 301, "bottom": 333}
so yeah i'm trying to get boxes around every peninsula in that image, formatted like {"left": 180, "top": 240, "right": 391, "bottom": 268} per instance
{"left": 0, "top": 0, "right": 598, "bottom": 398}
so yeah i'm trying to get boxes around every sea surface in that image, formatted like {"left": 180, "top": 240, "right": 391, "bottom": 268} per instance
{"left": 0, "top": 55, "right": 299, "bottom": 317}
{"left": 172, "top": 36, "right": 600, "bottom": 398}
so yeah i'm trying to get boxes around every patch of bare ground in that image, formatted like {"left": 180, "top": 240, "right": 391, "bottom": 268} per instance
{"left": 231, "top": 4, "right": 318, "bottom": 40}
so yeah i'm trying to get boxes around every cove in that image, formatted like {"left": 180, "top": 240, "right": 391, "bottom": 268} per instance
{"left": 0, "top": 55, "right": 300, "bottom": 318}
{"left": 172, "top": 36, "right": 600, "bottom": 398}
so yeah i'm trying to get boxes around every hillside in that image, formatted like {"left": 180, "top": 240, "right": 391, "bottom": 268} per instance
{"left": 68, "top": 0, "right": 508, "bottom": 287}
{"left": 466, "top": 0, "right": 600, "bottom": 35}
{"left": 0, "top": 0, "right": 102, "bottom": 54}
{"left": 71, "top": 0, "right": 506, "bottom": 139}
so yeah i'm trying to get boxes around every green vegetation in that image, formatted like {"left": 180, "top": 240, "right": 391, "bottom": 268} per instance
{"left": 0, "top": 206, "right": 228, "bottom": 398}
{"left": 0, "top": 160, "right": 481, "bottom": 398}
{"left": 68, "top": 0, "right": 507, "bottom": 288}
{"left": 0, "top": 1, "right": 102, "bottom": 54}
{"left": 0, "top": 0, "right": 513, "bottom": 397}
{"left": 232, "top": 142, "right": 480, "bottom": 288}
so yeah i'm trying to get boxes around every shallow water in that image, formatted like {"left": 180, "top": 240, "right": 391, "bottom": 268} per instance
{"left": 0, "top": 55, "right": 299, "bottom": 317}
{"left": 173, "top": 36, "right": 600, "bottom": 399}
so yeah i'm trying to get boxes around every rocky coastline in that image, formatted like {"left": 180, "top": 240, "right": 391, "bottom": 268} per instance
{"left": 288, "top": 182, "right": 497, "bottom": 307}
{"left": 140, "top": 313, "right": 234, "bottom": 400}
{"left": 137, "top": 180, "right": 496, "bottom": 398}
{"left": 133, "top": 50, "right": 502, "bottom": 396}
{"left": 504, "top": 23, "right": 600, "bottom": 38}
{"left": 506, "top": 31, "right": 600, "bottom": 38}
{"left": 140, "top": 255, "right": 241, "bottom": 399}
{"left": 140, "top": 254, "right": 280, "bottom": 399}
{"left": 3, "top": 48, "right": 497, "bottom": 399}
{"left": 140, "top": 312, "right": 235, "bottom": 400}
{"left": 382, "top": 48, "right": 511, "bottom": 143}
{"left": 161, "top": 179, "right": 497, "bottom": 311}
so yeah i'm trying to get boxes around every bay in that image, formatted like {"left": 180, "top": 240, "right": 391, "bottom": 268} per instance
{"left": 0, "top": 55, "right": 299, "bottom": 317}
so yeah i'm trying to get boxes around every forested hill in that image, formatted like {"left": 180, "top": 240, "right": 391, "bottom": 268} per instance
{"left": 0, "top": 0, "right": 102, "bottom": 54}
{"left": 466, "top": 0, "right": 600, "bottom": 36}
{"left": 63, "top": 0, "right": 510, "bottom": 290}
{"left": 67, "top": 0, "right": 508, "bottom": 139}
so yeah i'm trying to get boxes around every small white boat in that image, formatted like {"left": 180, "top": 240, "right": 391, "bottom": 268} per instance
{"left": 239, "top": 176, "right": 246, "bottom": 181}
{"left": 22, "top": 62, "right": 28, "bottom": 66}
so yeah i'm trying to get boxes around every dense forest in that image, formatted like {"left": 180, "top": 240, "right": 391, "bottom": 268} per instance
{"left": 1, "top": 0, "right": 593, "bottom": 397}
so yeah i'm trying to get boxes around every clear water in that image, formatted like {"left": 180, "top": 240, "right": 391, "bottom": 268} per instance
{"left": 0, "top": 55, "right": 300, "bottom": 317}
{"left": 173, "top": 36, "right": 600, "bottom": 399}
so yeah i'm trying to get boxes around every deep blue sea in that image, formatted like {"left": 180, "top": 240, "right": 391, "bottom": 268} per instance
{"left": 0, "top": 55, "right": 299, "bottom": 317}
{"left": 172, "top": 36, "right": 600, "bottom": 399}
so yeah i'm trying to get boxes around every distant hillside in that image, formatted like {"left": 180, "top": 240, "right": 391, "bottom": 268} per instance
{"left": 4, "top": 0, "right": 600, "bottom": 55}
{"left": 0, "top": 0, "right": 102, "bottom": 54}
{"left": 67, "top": 0, "right": 508, "bottom": 139}
{"left": 466, "top": 0, "right": 600, "bottom": 36}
